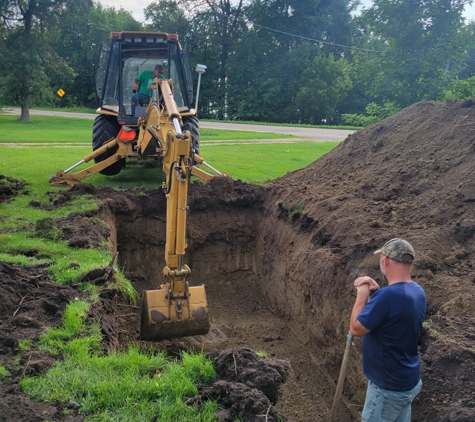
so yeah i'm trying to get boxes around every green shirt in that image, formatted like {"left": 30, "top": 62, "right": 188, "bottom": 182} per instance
{"left": 136, "top": 70, "right": 154, "bottom": 96}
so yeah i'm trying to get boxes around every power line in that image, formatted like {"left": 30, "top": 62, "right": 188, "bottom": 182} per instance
{"left": 255, "top": 24, "right": 383, "bottom": 53}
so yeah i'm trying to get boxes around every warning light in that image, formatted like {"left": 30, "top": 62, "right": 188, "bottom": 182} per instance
{"left": 118, "top": 127, "right": 136, "bottom": 142}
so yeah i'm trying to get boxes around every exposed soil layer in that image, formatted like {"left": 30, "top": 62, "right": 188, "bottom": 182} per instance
{"left": 2, "top": 98, "right": 475, "bottom": 421}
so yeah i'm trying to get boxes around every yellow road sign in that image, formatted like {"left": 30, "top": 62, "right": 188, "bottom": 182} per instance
{"left": 57, "top": 88, "right": 65, "bottom": 97}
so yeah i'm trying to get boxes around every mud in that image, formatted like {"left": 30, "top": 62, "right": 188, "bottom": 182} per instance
{"left": 2, "top": 98, "right": 475, "bottom": 421}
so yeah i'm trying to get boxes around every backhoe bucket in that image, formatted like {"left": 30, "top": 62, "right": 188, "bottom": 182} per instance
{"left": 140, "top": 285, "right": 210, "bottom": 341}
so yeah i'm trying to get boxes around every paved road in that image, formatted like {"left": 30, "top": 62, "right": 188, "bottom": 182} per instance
{"left": 2, "top": 108, "right": 356, "bottom": 142}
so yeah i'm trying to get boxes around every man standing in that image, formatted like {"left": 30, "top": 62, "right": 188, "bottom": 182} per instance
{"left": 350, "top": 238, "right": 426, "bottom": 422}
{"left": 131, "top": 64, "right": 165, "bottom": 116}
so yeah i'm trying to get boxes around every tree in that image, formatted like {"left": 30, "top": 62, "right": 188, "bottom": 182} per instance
{"left": 354, "top": 0, "right": 471, "bottom": 107}
{"left": 178, "top": 0, "right": 248, "bottom": 119}
{"left": 48, "top": 3, "right": 142, "bottom": 108}
{"left": 294, "top": 54, "right": 352, "bottom": 124}
{"left": 145, "top": 1, "right": 190, "bottom": 36}
{"left": 0, "top": 0, "right": 77, "bottom": 121}
{"left": 225, "top": 0, "right": 356, "bottom": 123}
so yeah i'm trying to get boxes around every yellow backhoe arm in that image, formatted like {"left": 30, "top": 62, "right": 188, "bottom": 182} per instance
{"left": 139, "top": 79, "right": 210, "bottom": 340}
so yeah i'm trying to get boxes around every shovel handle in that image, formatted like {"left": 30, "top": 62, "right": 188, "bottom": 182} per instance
{"left": 330, "top": 332, "right": 354, "bottom": 422}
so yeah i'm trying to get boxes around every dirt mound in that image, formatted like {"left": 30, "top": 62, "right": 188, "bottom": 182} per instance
{"left": 209, "top": 347, "right": 292, "bottom": 404}
{"left": 0, "top": 175, "right": 27, "bottom": 203}
{"left": 261, "top": 99, "right": 475, "bottom": 420}
{"left": 193, "top": 348, "right": 291, "bottom": 421}
{"left": 34, "top": 214, "right": 111, "bottom": 249}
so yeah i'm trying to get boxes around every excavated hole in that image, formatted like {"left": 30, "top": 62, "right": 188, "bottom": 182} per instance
{"left": 109, "top": 186, "right": 359, "bottom": 422}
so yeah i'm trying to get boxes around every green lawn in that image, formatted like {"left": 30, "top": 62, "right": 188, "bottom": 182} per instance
{"left": 0, "top": 114, "right": 338, "bottom": 186}
{"left": 0, "top": 115, "right": 93, "bottom": 143}
{"left": 0, "top": 141, "right": 337, "bottom": 189}
{"left": 202, "top": 142, "right": 337, "bottom": 183}
{"left": 0, "top": 114, "right": 298, "bottom": 144}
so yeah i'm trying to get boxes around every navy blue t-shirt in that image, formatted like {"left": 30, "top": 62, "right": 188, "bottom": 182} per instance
{"left": 357, "top": 281, "right": 426, "bottom": 391}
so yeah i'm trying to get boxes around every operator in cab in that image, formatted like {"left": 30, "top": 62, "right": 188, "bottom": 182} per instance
{"left": 131, "top": 64, "right": 164, "bottom": 116}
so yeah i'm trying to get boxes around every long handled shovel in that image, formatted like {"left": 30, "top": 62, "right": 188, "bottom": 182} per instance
{"left": 330, "top": 331, "right": 354, "bottom": 421}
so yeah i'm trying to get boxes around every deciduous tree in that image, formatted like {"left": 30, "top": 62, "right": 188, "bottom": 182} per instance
{"left": 0, "top": 0, "right": 76, "bottom": 121}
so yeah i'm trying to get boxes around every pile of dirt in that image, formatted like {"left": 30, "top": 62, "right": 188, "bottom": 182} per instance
{"left": 0, "top": 175, "right": 27, "bottom": 203}
{"left": 259, "top": 99, "right": 475, "bottom": 420}
{"left": 193, "top": 348, "right": 292, "bottom": 421}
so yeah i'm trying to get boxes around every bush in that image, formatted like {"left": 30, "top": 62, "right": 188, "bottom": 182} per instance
{"left": 342, "top": 101, "right": 400, "bottom": 127}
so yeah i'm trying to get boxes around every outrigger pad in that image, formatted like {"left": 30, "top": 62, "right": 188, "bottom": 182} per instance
{"left": 140, "top": 286, "right": 210, "bottom": 341}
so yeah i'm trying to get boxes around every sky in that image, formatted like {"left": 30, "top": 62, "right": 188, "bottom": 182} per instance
{"left": 357, "top": 0, "right": 475, "bottom": 21}
{"left": 98, "top": 0, "right": 148, "bottom": 22}
{"left": 97, "top": 0, "right": 475, "bottom": 24}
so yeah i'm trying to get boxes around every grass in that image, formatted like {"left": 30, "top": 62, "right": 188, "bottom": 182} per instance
{"left": 18, "top": 338, "right": 33, "bottom": 352}
{"left": 0, "top": 114, "right": 298, "bottom": 144}
{"left": 0, "top": 139, "right": 337, "bottom": 188}
{"left": 276, "top": 200, "right": 306, "bottom": 222}
{"left": 200, "top": 128, "right": 295, "bottom": 141}
{"left": 21, "top": 348, "right": 218, "bottom": 421}
{"left": 0, "top": 366, "right": 11, "bottom": 381}
{"left": 20, "top": 299, "right": 218, "bottom": 421}
{"left": 28, "top": 106, "right": 97, "bottom": 114}
{"left": 0, "top": 115, "right": 94, "bottom": 143}
{"left": 38, "top": 299, "right": 99, "bottom": 356}
{"left": 202, "top": 142, "right": 337, "bottom": 183}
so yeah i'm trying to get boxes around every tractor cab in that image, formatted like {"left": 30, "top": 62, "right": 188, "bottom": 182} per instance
{"left": 96, "top": 31, "right": 194, "bottom": 125}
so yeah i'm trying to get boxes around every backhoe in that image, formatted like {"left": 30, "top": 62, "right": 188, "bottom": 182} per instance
{"left": 50, "top": 31, "right": 224, "bottom": 340}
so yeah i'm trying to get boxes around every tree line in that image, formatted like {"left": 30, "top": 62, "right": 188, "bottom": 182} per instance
{"left": 1, "top": 0, "right": 475, "bottom": 123}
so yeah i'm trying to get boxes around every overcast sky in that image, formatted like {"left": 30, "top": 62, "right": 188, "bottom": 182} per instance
{"left": 96, "top": 0, "right": 475, "bottom": 24}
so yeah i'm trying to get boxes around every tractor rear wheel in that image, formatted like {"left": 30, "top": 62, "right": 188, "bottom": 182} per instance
{"left": 92, "top": 114, "right": 124, "bottom": 176}
{"left": 182, "top": 115, "right": 200, "bottom": 154}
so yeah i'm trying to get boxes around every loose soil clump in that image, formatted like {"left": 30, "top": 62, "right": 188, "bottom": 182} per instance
{"left": 193, "top": 348, "right": 292, "bottom": 421}
{"left": 0, "top": 175, "right": 27, "bottom": 203}
{"left": 2, "top": 98, "right": 475, "bottom": 421}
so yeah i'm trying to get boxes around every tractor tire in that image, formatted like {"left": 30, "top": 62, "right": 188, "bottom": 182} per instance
{"left": 92, "top": 114, "right": 124, "bottom": 176}
{"left": 182, "top": 115, "right": 200, "bottom": 154}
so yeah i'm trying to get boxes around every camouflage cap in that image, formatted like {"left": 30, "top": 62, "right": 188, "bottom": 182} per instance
{"left": 374, "top": 238, "right": 415, "bottom": 264}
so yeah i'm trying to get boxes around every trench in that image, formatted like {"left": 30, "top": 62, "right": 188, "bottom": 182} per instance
{"left": 105, "top": 184, "right": 363, "bottom": 422}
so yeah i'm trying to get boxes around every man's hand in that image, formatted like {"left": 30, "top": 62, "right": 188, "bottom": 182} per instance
{"left": 354, "top": 276, "right": 380, "bottom": 292}
{"left": 349, "top": 278, "right": 373, "bottom": 337}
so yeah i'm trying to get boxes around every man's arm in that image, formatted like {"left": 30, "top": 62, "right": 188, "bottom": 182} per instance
{"left": 350, "top": 284, "right": 371, "bottom": 337}
{"left": 133, "top": 77, "right": 139, "bottom": 92}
